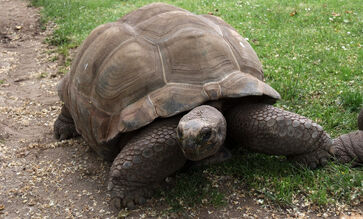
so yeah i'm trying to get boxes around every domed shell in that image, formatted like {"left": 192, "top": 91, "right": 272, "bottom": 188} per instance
{"left": 58, "top": 3, "right": 280, "bottom": 146}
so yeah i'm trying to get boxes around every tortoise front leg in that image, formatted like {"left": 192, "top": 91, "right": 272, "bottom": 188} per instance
{"left": 226, "top": 103, "right": 333, "bottom": 169}
{"left": 54, "top": 105, "right": 79, "bottom": 140}
{"left": 108, "top": 117, "right": 186, "bottom": 209}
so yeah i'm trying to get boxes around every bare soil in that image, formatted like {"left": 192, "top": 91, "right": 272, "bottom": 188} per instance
{"left": 0, "top": 0, "right": 112, "bottom": 218}
{"left": 0, "top": 0, "right": 361, "bottom": 218}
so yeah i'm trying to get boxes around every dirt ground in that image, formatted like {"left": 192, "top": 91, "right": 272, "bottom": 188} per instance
{"left": 0, "top": 0, "right": 361, "bottom": 218}
{"left": 0, "top": 0, "right": 114, "bottom": 218}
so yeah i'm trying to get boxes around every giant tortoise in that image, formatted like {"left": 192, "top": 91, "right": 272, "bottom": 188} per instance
{"left": 54, "top": 3, "right": 363, "bottom": 209}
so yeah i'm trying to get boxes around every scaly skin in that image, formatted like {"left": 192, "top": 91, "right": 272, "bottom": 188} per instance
{"left": 54, "top": 106, "right": 79, "bottom": 140}
{"left": 358, "top": 108, "right": 363, "bottom": 130}
{"left": 226, "top": 103, "right": 332, "bottom": 169}
{"left": 108, "top": 117, "right": 186, "bottom": 209}
{"left": 331, "top": 130, "right": 363, "bottom": 166}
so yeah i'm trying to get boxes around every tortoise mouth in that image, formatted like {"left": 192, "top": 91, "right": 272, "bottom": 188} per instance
{"left": 177, "top": 129, "right": 221, "bottom": 161}
{"left": 181, "top": 143, "right": 218, "bottom": 161}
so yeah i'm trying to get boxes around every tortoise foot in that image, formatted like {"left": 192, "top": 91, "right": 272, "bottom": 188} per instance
{"left": 288, "top": 148, "right": 331, "bottom": 169}
{"left": 54, "top": 106, "right": 79, "bottom": 140}
{"left": 108, "top": 182, "right": 154, "bottom": 210}
{"left": 287, "top": 130, "right": 333, "bottom": 169}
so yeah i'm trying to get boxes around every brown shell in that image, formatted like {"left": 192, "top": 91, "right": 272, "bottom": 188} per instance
{"left": 58, "top": 3, "right": 281, "bottom": 146}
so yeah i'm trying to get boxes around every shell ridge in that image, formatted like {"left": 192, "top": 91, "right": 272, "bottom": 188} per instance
{"left": 137, "top": 22, "right": 219, "bottom": 42}
{"left": 119, "top": 3, "right": 190, "bottom": 26}
{"left": 70, "top": 23, "right": 118, "bottom": 80}
{"left": 134, "top": 11, "right": 220, "bottom": 41}
{"left": 170, "top": 58, "right": 232, "bottom": 76}
{"left": 85, "top": 70, "right": 279, "bottom": 141}
{"left": 222, "top": 37, "right": 241, "bottom": 71}
{"left": 90, "top": 37, "right": 135, "bottom": 100}
{"left": 157, "top": 45, "right": 167, "bottom": 84}
{"left": 147, "top": 95, "right": 158, "bottom": 117}
{"left": 198, "top": 15, "right": 223, "bottom": 36}
{"left": 70, "top": 23, "right": 121, "bottom": 99}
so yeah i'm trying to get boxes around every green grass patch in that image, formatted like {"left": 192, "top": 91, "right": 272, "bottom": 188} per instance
{"left": 157, "top": 169, "right": 225, "bottom": 212}
{"left": 209, "top": 152, "right": 362, "bottom": 208}
{"left": 338, "top": 90, "right": 363, "bottom": 113}
{"left": 31, "top": 0, "right": 362, "bottom": 212}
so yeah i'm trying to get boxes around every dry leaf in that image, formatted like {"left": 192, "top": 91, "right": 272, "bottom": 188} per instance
{"left": 208, "top": 12, "right": 214, "bottom": 15}
{"left": 290, "top": 10, "right": 297, "bottom": 16}
{"left": 118, "top": 209, "right": 129, "bottom": 218}
{"left": 345, "top": 10, "right": 353, "bottom": 14}
{"left": 332, "top": 12, "right": 340, "bottom": 16}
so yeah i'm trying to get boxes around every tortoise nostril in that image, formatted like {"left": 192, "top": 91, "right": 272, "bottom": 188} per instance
{"left": 186, "top": 139, "right": 195, "bottom": 149}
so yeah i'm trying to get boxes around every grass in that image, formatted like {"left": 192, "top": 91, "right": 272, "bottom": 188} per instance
{"left": 210, "top": 152, "right": 362, "bottom": 207}
{"left": 156, "top": 169, "right": 226, "bottom": 212}
{"left": 31, "top": 0, "right": 362, "bottom": 213}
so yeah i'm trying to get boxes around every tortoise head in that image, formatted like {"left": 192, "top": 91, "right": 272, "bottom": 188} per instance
{"left": 177, "top": 105, "right": 227, "bottom": 161}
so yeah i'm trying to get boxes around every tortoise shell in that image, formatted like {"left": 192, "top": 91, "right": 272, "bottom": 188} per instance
{"left": 58, "top": 3, "right": 280, "bottom": 147}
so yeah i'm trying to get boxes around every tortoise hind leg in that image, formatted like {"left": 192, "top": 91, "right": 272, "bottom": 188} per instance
{"left": 226, "top": 103, "right": 332, "bottom": 169}
{"left": 108, "top": 117, "right": 186, "bottom": 209}
{"left": 54, "top": 105, "right": 79, "bottom": 140}
{"left": 330, "top": 130, "right": 363, "bottom": 166}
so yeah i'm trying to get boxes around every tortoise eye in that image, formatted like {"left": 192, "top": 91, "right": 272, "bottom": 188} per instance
{"left": 200, "top": 128, "right": 212, "bottom": 141}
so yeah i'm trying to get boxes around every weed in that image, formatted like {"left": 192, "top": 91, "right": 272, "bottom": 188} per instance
{"left": 158, "top": 169, "right": 225, "bottom": 212}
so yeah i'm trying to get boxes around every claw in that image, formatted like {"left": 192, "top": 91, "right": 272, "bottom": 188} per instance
{"left": 126, "top": 200, "right": 135, "bottom": 209}
{"left": 109, "top": 184, "right": 152, "bottom": 209}
{"left": 54, "top": 132, "right": 60, "bottom": 140}
{"left": 320, "top": 157, "right": 328, "bottom": 166}
{"left": 110, "top": 197, "right": 122, "bottom": 210}
{"left": 59, "top": 133, "right": 68, "bottom": 141}
{"left": 329, "top": 146, "right": 337, "bottom": 155}
{"left": 137, "top": 196, "right": 146, "bottom": 205}
{"left": 309, "top": 161, "right": 317, "bottom": 169}
{"left": 288, "top": 147, "right": 331, "bottom": 169}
